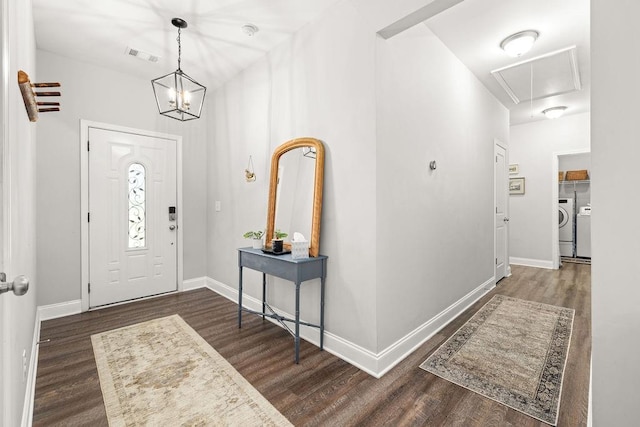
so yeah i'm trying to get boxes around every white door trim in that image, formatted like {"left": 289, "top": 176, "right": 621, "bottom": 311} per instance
{"left": 80, "top": 120, "right": 183, "bottom": 312}
{"left": 551, "top": 148, "right": 590, "bottom": 269}
{"left": 1, "top": 0, "right": 9, "bottom": 421}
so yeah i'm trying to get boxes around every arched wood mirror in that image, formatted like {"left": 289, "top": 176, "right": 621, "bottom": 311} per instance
{"left": 266, "top": 137, "right": 325, "bottom": 257}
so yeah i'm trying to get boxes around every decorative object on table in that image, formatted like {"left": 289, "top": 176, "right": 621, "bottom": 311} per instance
{"left": 271, "top": 229, "right": 287, "bottom": 253}
{"left": 243, "top": 230, "right": 264, "bottom": 249}
{"left": 266, "top": 138, "right": 325, "bottom": 257}
{"left": 565, "top": 169, "right": 589, "bottom": 181}
{"left": 509, "top": 164, "right": 519, "bottom": 174}
{"left": 509, "top": 177, "right": 525, "bottom": 195}
{"left": 91, "top": 315, "right": 292, "bottom": 426}
{"left": 420, "top": 295, "right": 574, "bottom": 426}
{"left": 291, "top": 232, "right": 309, "bottom": 259}
{"left": 245, "top": 155, "right": 256, "bottom": 182}
{"left": 17, "top": 70, "right": 61, "bottom": 122}
{"left": 151, "top": 18, "right": 206, "bottom": 121}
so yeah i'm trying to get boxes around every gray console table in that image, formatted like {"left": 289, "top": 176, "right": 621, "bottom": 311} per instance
{"left": 237, "top": 247, "right": 328, "bottom": 363}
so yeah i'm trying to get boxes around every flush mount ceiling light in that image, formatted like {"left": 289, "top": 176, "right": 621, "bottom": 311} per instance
{"left": 542, "top": 106, "right": 568, "bottom": 119}
{"left": 500, "top": 30, "right": 539, "bottom": 57}
{"left": 151, "top": 18, "right": 206, "bottom": 121}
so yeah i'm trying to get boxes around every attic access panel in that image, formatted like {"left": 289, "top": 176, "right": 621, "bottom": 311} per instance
{"left": 491, "top": 46, "right": 581, "bottom": 104}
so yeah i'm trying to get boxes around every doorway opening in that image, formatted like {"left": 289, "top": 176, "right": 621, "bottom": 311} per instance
{"left": 552, "top": 149, "right": 591, "bottom": 269}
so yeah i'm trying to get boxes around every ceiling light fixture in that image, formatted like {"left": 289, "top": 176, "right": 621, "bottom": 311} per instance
{"left": 542, "top": 106, "right": 568, "bottom": 119}
{"left": 151, "top": 18, "right": 206, "bottom": 121}
{"left": 500, "top": 30, "right": 539, "bottom": 57}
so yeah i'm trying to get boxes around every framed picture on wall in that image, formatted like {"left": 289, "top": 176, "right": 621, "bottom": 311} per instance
{"left": 509, "top": 164, "right": 519, "bottom": 174}
{"left": 509, "top": 177, "right": 525, "bottom": 195}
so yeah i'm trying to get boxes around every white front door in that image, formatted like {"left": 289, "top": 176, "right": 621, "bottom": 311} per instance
{"left": 495, "top": 142, "right": 508, "bottom": 282}
{"left": 88, "top": 127, "right": 178, "bottom": 307}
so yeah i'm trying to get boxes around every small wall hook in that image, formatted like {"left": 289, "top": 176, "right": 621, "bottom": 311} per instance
{"left": 429, "top": 160, "right": 437, "bottom": 170}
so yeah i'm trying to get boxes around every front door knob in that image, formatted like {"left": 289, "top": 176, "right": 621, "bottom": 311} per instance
{"left": 0, "top": 275, "right": 29, "bottom": 296}
{"left": 169, "top": 225, "right": 176, "bottom": 231}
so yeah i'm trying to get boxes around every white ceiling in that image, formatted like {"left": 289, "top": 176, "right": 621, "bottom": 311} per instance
{"left": 425, "top": 0, "right": 590, "bottom": 125}
{"left": 32, "top": 0, "right": 589, "bottom": 125}
{"left": 32, "top": 0, "right": 342, "bottom": 91}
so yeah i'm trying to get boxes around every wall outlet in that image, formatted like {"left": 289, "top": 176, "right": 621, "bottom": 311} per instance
{"left": 22, "top": 349, "right": 27, "bottom": 382}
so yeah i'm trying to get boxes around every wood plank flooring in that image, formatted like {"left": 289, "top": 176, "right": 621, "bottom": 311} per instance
{"left": 33, "top": 263, "right": 590, "bottom": 426}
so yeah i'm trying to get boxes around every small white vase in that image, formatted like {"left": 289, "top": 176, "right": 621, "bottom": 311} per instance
{"left": 252, "top": 238, "right": 263, "bottom": 249}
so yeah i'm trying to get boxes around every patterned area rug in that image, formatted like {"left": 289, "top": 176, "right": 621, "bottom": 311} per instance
{"left": 91, "top": 315, "right": 292, "bottom": 426}
{"left": 420, "top": 295, "right": 574, "bottom": 425}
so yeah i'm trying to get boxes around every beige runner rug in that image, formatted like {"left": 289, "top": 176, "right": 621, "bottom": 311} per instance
{"left": 420, "top": 295, "right": 574, "bottom": 425}
{"left": 91, "top": 314, "right": 292, "bottom": 426}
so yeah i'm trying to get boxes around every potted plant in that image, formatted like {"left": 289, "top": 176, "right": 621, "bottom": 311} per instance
{"left": 272, "top": 229, "right": 288, "bottom": 252}
{"left": 243, "top": 230, "right": 265, "bottom": 249}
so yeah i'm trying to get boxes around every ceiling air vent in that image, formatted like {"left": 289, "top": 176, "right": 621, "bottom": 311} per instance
{"left": 125, "top": 47, "right": 159, "bottom": 63}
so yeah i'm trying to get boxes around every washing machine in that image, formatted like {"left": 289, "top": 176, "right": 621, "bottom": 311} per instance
{"left": 559, "top": 198, "right": 575, "bottom": 257}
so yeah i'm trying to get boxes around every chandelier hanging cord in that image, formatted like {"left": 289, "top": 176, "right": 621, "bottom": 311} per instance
{"left": 176, "top": 27, "right": 182, "bottom": 71}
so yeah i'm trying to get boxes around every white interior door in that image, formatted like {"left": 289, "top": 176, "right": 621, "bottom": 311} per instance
{"left": 88, "top": 127, "right": 178, "bottom": 307}
{"left": 495, "top": 142, "right": 508, "bottom": 282}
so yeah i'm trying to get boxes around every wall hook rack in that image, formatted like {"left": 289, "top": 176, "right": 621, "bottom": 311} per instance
{"left": 18, "top": 70, "right": 61, "bottom": 122}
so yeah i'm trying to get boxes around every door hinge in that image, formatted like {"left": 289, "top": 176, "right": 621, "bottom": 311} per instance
{"left": 87, "top": 140, "right": 90, "bottom": 151}
{"left": 87, "top": 212, "right": 90, "bottom": 222}
{"left": 495, "top": 258, "right": 498, "bottom": 265}
{"left": 88, "top": 283, "right": 91, "bottom": 293}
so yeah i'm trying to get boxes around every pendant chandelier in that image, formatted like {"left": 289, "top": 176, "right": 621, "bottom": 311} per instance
{"left": 152, "top": 18, "right": 206, "bottom": 121}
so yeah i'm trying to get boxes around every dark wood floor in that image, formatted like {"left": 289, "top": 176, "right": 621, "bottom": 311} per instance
{"left": 34, "top": 263, "right": 590, "bottom": 426}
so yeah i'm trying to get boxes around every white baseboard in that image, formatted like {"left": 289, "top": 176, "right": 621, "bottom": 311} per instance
{"left": 205, "top": 276, "right": 495, "bottom": 378}
{"left": 374, "top": 276, "right": 495, "bottom": 377}
{"left": 38, "top": 300, "right": 82, "bottom": 321}
{"left": 21, "top": 309, "right": 40, "bottom": 427}
{"left": 183, "top": 276, "right": 208, "bottom": 291}
{"left": 587, "top": 358, "right": 592, "bottom": 427}
{"left": 27, "top": 274, "right": 499, "bottom": 402}
{"left": 509, "top": 257, "right": 554, "bottom": 269}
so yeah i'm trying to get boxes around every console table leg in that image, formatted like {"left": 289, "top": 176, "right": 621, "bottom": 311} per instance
{"left": 320, "top": 276, "right": 325, "bottom": 350}
{"left": 262, "top": 273, "right": 266, "bottom": 320}
{"left": 238, "top": 266, "right": 243, "bottom": 328}
{"left": 295, "top": 282, "right": 301, "bottom": 364}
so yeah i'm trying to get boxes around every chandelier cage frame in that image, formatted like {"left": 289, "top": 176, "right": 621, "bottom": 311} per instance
{"left": 151, "top": 18, "right": 206, "bottom": 121}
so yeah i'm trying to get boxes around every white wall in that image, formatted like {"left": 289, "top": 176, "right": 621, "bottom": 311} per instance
{"left": 207, "top": 0, "right": 379, "bottom": 351}
{"left": 206, "top": 0, "right": 508, "bottom": 359}
{"left": 509, "top": 112, "right": 590, "bottom": 265}
{"left": 591, "top": 0, "right": 640, "bottom": 424}
{"left": 35, "top": 50, "right": 208, "bottom": 306}
{"left": 1, "top": 0, "right": 38, "bottom": 424}
{"left": 375, "top": 24, "right": 508, "bottom": 350}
